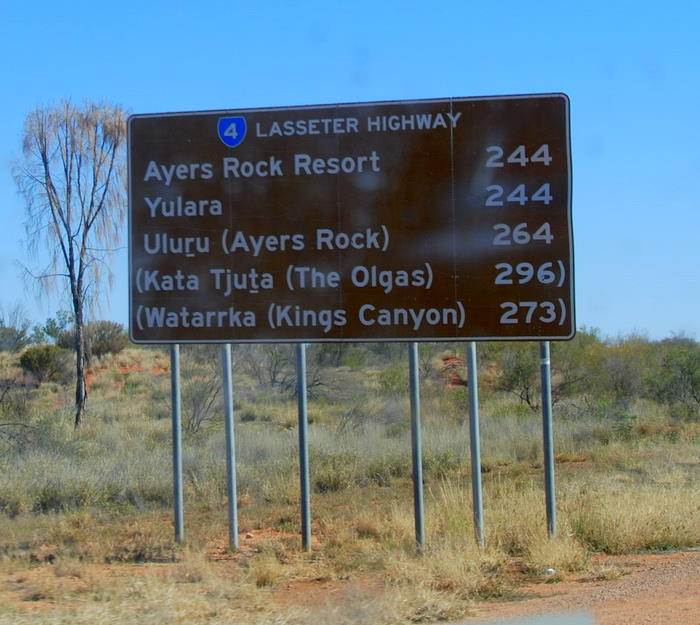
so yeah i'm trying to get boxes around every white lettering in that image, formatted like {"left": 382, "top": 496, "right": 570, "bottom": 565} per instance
{"left": 315, "top": 228, "right": 381, "bottom": 251}
{"left": 209, "top": 267, "right": 273, "bottom": 296}
{"left": 272, "top": 305, "right": 347, "bottom": 333}
{"left": 294, "top": 151, "right": 380, "bottom": 175}
{"left": 226, "top": 232, "right": 305, "bottom": 256}
{"left": 255, "top": 117, "right": 360, "bottom": 137}
{"left": 222, "top": 156, "right": 283, "bottom": 178}
{"left": 143, "top": 161, "right": 213, "bottom": 185}
{"left": 358, "top": 304, "right": 459, "bottom": 330}
{"left": 143, "top": 233, "right": 210, "bottom": 257}
{"left": 141, "top": 270, "right": 199, "bottom": 292}
{"left": 365, "top": 112, "right": 462, "bottom": 132}
{"left": 142, "top": 306, "right": 256, "bottom": 328}
{"left": 350, "top": 265, "right": 426, "bottom": 294}
{"left": 144, "top": 196, "right": 223, "bottom": 218}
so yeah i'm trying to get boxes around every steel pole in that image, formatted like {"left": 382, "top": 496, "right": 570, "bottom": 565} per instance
{"left": 296, "top": 343, "right": 312, "bottom": 552}
{"left": 221, "top": 344, "right": 239, "bottom": 549}
{"left": 466, "top": 341, "right": 485, "bottom": 547}
{"left": 409, "top": 342, "right": 425, "bottom": 550}
{"left": 170, "top": 344, "right": 184, "bottom": 543}
{"left": 540, "top": 341, "right": 557, "bottom": 537}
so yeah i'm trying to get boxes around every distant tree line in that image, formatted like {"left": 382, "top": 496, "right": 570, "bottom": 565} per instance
{"left": 2, "top": 303, "right": 698, "bottom": 422}
{"left": 1, "top": 307, "right": 128, "bottom": 384}
{"left": 480, "top": 329, "right": 700, "bottom": 419}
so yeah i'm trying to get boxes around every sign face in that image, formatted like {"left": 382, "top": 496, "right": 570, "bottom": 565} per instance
{"left": 128, "top": 94, "right": 574, "bottom": 343}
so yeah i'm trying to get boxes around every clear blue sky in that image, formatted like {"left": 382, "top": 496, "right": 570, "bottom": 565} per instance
{"left": 1, "top": 0, "right": 698, "bottom": 340}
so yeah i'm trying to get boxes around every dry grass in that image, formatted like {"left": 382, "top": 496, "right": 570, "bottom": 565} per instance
{"left": 3, "top": 344, "right": 700, "bottom": 623}
{"left": 566, "top": 483, "right": 700, "bottom": 553}
{"left": 1, "top": 469, "right": 699, "bottom": 624}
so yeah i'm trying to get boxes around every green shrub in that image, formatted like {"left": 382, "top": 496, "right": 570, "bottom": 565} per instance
{"left": 55, "top": 320, "right": 129, "bottom": 361}
{"left": 88, "top": 321, "right": 129, "bottom": 358}
{"left": 19, "top": 344, "right": 71, "bottom": 383}
{"left": 378, "top": 366, "right": 407, "bottom": 395}
{"left": 648, "top": 345, "right": 700, "bottom": 416}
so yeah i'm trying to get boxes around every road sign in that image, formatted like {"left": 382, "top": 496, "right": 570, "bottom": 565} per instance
{"left": 128, "top": 94, "right": 574, "bottom": 343}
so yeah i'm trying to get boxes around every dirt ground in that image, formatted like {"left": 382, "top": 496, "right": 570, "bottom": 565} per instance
{"left": 466, "top": 550, "right": 700, "bottom": 625}
{"left": 2, "top": 546, "right": 699, "bottom": 624}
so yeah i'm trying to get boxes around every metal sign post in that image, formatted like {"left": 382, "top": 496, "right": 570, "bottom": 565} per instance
{"left": 296, "top": 343, "right": 312, "bottom": 551}
{"left": 408, "top": 342, "right": 425, "bottom": 550}
{"left": 540, "top": 341, "right": 557, "bottom": 537}
{"left": 221, "top": 344, "right": 239, "bottom": 549}
{"left": 170, "top": 344, "right": 184, "bottom": 542}
{"left": 466, "top": 341, "right": 485, "bottom": 547}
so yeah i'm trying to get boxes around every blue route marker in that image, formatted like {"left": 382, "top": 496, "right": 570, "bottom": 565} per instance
{"left": 218, "top": 117, "right": 247, "bottom": 148}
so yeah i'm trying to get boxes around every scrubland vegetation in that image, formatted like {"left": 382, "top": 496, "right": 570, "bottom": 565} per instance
{"left": 0, "top": 319, "right": 699, "bottom": 623}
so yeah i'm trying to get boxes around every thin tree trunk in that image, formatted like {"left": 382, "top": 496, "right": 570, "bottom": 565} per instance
{"left": 73, "top": 303, "right": 87, "bottom": 428}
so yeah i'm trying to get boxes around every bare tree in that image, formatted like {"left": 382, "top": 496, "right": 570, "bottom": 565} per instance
{"left": 13, "top": 101, "right": 127, "bottom": 428}
{"left": 0, "top": 304, "right": 32, "bottom": 353}
{"left": 180, "top": 345, "right": 223, "bottom": 434}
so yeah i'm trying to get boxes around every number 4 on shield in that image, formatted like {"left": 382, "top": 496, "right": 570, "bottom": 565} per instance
{"left": 218, "top": 117, "right": 247, "bottom": 148}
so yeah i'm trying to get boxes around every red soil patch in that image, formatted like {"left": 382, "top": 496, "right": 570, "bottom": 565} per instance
{"left": 274, "top": 573, "right": 385, "bottom": 609}
{"left": 84, "top": 362, "right": 169, "bottom": 390}
{"left": 439, "top": 357, "right": 501, "bottom": 388}
{"left": 471, "top": 550, "right": 700, "bottom": 625}
{"left": 1, "top": 562, "right": 89, "bottom": 612}
{"left": 207, "top": 528, "right": 321, "bottom": 562}
{"left": 116, "top": 363, "right": 169, "bottom": 376}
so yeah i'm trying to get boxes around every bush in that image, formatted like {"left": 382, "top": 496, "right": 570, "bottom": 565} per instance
{"left": 494, "top": 343, "right": 539, "bottom": 409}
{"left": 648, "top": 344, "right": 700, "bottom": 416}
{"left": 181, "top": 345, "right": 223, "bottom": 433}
{"left": 88, "top": 321, "right": 129, "bottom": 359}
{"left": 19, "top": 344, "right": 72, "bottom": 383}
{"left": 54, "top": 320, "right": 129, "bottom": 362}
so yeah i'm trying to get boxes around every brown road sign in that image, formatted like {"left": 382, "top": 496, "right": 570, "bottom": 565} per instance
{"left": 128, "top": 94, "right": 573, "bottom": 343}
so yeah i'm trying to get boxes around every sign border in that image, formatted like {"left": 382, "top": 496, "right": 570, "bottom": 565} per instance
{"left": 128, "top": 93, "right": 574, "bottom": 344}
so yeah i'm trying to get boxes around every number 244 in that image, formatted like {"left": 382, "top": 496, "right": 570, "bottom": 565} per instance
{"left": 486, "top": 144, "right": 552, "bottom": 167}
{"left": 486, "top": 183, "right": 552, "bottom": 207}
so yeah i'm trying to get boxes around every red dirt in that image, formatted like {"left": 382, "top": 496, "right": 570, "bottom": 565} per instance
{"left": 3, "top": 544, "right": 699, "bottom": 623}
{"left": 467, "top": 550, "right": 700, "bottom": 625}
{"left": 116, "top": 364, "right": 168, "bottom": 376}
{"left": 220, "top": 537, "right": 700, "bottom": 624}
{"left": 275, "top": 574, "right": 386, "bottom": 609}
{"left": 84, "top": 362, "right": 169, "bottom": 390}
{"left": 207, "top": 527, "right": 322, "bottom": 562}
{"left": 263, "top": 548, "right": 700, "bottom": 624}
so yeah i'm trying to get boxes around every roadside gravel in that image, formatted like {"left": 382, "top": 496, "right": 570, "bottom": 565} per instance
{"left": 462, "top": 550, "right": 700, "bottom": 625}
